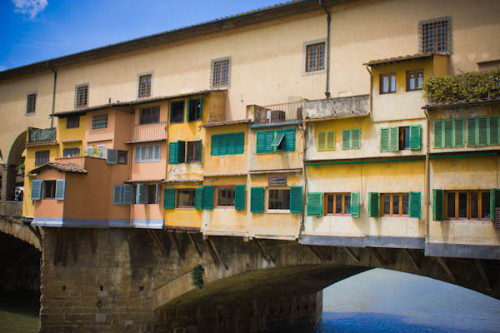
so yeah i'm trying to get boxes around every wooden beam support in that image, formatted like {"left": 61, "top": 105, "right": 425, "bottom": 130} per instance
{"left": 91, "top": 229, "right": 98, "bottom": 254}
{"left": 53, "top": 228, "right": 63, "bottom": 265}
{"left": 343, "top": 247, "right": 360, "bottom": 263}
{"left": 205, "top": 238, "right": 227, "bottom": 270}
{"left": 72, "top": 230, "right": 79, "bottom": 263}
{"left": 369, "top": 247, "right": 387, "bottom": 266}
{"left": 308, "top": 245, "right": 331, "bottom": 262}
{"left": 61, "top": 229, "right": 69, "bottom": 267}
{"left": 187, "top": 233, "right": 203, "bottom": 259}
{"left": 148, "top": 230, "right": 167, "bottom": 256}
{"left": 254, "top": 239, "right": 275, "bottom": 263}
{"left": 404, "top": 249, "right": 419, "bottom": 271}
{"left": 166, "top": 231, "right": 183, "bottom": 261}
{"left": 436, "top": 257, "right": 456, "bottom": 281}
{"left": 475, "top": 259, "right": 492, "bottom": 291}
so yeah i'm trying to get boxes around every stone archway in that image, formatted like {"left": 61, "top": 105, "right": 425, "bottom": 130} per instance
{"left": 2, "top": 131, "right": 26, "bottom": 202}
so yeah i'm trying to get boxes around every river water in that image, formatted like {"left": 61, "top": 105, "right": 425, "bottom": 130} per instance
{"left": 1, "top": 268, "right": 499, "bottom": 332}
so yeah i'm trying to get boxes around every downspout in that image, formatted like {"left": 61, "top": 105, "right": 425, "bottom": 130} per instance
{"left": 47, "top": 61, "right": 57, "bottom": 129}
{"left": 365, "top": 65, "right": 373, "bottom": 114}
{"left": 319, "top": 0, "right": 331, "bottom": 99}
{"left": 424, "top": 110, "right": 430, "bottom": 240}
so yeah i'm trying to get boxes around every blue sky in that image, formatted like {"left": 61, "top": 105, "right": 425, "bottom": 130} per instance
{"left": 0, "top": 0, "right": 288, "bottom": 71}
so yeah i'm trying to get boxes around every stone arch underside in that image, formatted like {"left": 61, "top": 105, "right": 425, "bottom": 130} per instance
{"left": 0, "top": 217, "right": 41, "bottom": 251}
{"left": 3, "top": 131, "right": 26, "bottom": 201}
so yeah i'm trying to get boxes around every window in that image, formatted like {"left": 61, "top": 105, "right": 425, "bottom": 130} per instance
{"left": 75, "top": 84, "right": 88, "bottom": 108}
{"left": 106, "top": 149, "right": 128, "bottom": 164}
{"left": 35, "top": 150, "right": 50, "bottom": 166}
{"left": 26, "top": 93, "right": 36, "bottom": 114}
{"left": 63, "top": 148, "right": 80, "bottom": 157}
{"left": 341, "top": 129, "right": 361, "bottom": 150}
{"left": 92, "top": 114, "right": 108, "bottom": 130}
{"left": 136, "top": 184, "right": 159, "bottom": 204}
{"left": 177, "top": 189, "right": 196, "bottom": 208}
{"left": 139, "top": 106, "right": 160, "bottom": 124}
{"left": 135, "top": 144, "right": 160, "bottom": 163}
{"left": 446, "top": 190, "right": 490, "bottom": 220}
{"left": 325, "top": 193, "right": 351, "bottom": 215}
{"left": 216, "top": 186, "right": 235, "bottom": 208}
{"left": 44, "top": 180, "right": 56, "bottom": 199}
{"left": 211, "top": 132, "right": 245, "bottom": 156}
{"left": 317, "top": 131, "right": 335, "bottom": 151}
{"left": 380, "top": 125, "right": 421, "bottom": 152}
{"left": 211, "top": 57, "right": 231, "bottom": 88}
{"left": 113, "top": 184, "right": 135, "bottom": 205}
{"left": 382, "top": 193, "right": 409, "bottom": 216}
{"left": 305, "top": 42, "right": 325, "bottom": 73}
{"left": 170, "top": 101, "right": 185, "bottom": 123}
{"left": 419, "top": 17, "right": 451, "bottom": 53}
{"left": 465, "top": 116, "right": 499, "bottom": 148}
{"left": 256, "top": 129, "right": 295, "bottom": 153}
{"left": 407, "top": 70, "right": 424, "bottom": 91}
{"left": 186, "top": 141, "right": 202, "bottom": 163}
{"left": 268, "top": 189, "right": 290, "bottom": 210}
{"left": 380, "top": 74, "right": 396, "bottom": 94}
{"left": 138, "top": 74, "right": 152, "bottom": 98}
{"left": 188, "top": 98, "right": 202, "bottom": 122}
{"left": 117, "top": 151, "right": 128, "bottom": 164}
{"left": 66, "top": 115, "right": 80, "bottom": 129}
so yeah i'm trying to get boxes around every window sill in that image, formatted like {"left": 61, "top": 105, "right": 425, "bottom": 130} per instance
{"left": 265, "top": 209, "right": 292, "bottom": 214}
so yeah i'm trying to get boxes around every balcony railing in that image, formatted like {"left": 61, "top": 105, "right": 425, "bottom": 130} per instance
{"left": 28, "top": 127, "right": 56, "bottom": 144}
{"left": 249, "top": 101, "right": 303, "bottom": 123}
{"left": 304, "top": 95, "right": 369, "bottom": 120}
{"left": 132, "top": 122, "right": 167, "bottom": 142}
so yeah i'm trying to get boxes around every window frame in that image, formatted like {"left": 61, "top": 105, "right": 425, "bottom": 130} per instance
{"left": 267, "top": 188, "right": 291, "bottom": 212}
{"left": 137, "top": 72, "right": 153, "bottom": 98}
{"left": 211, "top": 132, "right": 245, "bottom": 156}
{"left": 215, "top": 186, "right": 236, "bottom": 209}
{"left": 406, "top": 70, "right": 424, "bottom": 91}
{"left": 91, "top": 114, "right": 108, "bottom": 130}
{"left": 210, "top": 57, "right": 231, "bottom": 88}
{"left": 188, "top": 98, "right": 202, "bottom": 122}
{"left": 324, "top": 193, "right": 351, "bottom": 216}
{"left": 135, "top": 144, "right": 161, "bottom": 163}
{"left": 186, "top": 140, "right": 202, "bottom": 163}
{"left": 381, "top": 193, "right": 410, "bottom": 217}
{"left": 75, "top": 83, "right": 89, "bottom": 108}
{"left": 305, "top": 41, "right": 326, "bottom": 73}
{"left": 63, "top": 148, "right": 80, "bottom": 158}
{"left": 399, "top": 126, "right": 410, "bottom": 150}
{"left": 176, "top": 188, "right": 196, "bottom": 208}
{"left": 35, "top": 150, "right": 50, "bottom": 166}
{"left": 303, "top": 39, "right": 327, "bottom": 75}
{"left": 26, "top": 92, "right": 37, "bottom": 115}
{"left": 43, "top": 180, "right": 57, "bottom": 199}
{"left": 380, "top": 73, "right": 396, "bottom": 94}
{"left": 419, "top": 16, "right": 452, "bottom": 54}
{"left": 170, "top": 100, "right": 185, "bottom": 124}
{"left": 445, "top": 190, "right": 490, "bottom": 220}
{"left": 139, "top": 106, "right": 160, "bottom": 125}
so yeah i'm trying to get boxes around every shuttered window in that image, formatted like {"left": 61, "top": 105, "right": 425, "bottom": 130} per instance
{"left": 307, "top": 192, "right": 322, "bottom": 217}
{"left": 436, "top": 116, "right": 500, "bottom": 148}
{"left": 194, "top": 188, "right": 204, "bottom": 209}
{"left": 135, "top": 144, "right": 161, "bottom": 163}
{"left": 341, "top": 129, "right": 361, "bottom": 150}
{"left": 164, "top": 189, "right": 175, "bottom": 209}
{"left": 31, "top": 180, "right": 42, "bottom": 200}
{"left": 113, "top": 185, "right": 124, "bottom": 205}
{"left": 55, "top": 180, "right": 65, "bottom": 200}
{"left": 202, "top": 185, "right": 214, "bottom": 209}
{"left": 250, "top": 187, "right": 264, "bottom": 213}
{"left": 123, "top": 185, "right": 135, "bottom": 205}
{"left": 381, "top": 126, "right": 421, "bottom": 152}
{"left": 368, "top": 192, "right": 379, "bottom": 217}
{"left": 107, "top": 149, "right": 118, "bottom": 164}
{"left": 234, "top": 185, "right": 246, "bottom": 210}
{"left": 211, "top": 132, "right": 245, "bottom": 156}
{"left": 290, "top": 186, "right": 303, "bottom": 213}
{"left": 136, "top": 184, "right": 159, "bottom": 204}
{"left": 433, "top": 189, "right": 444, "bottom": 221}
{"left": 409, "top": 192, "right": 421, "bottom": 218}
{"left": 256, "top": 129, "right": 295, "bottom": 153}
{"left": 434, "top": 119, "right": 465, "bottom": 148}
{"left": 350, "top": 192, "right": 360, "bottom": 218}
{"left": 317, "top": 131, "right": 335, "bottom": 151}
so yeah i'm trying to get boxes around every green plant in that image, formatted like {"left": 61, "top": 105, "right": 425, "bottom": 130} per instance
{"left": 423, "top": 69, "right": 500, "bottom": 104}
{"left": 191, "top": 264, "right": 205, "bottom": 289}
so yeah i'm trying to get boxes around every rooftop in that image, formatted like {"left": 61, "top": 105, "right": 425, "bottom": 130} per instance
{"left": 364, "top": 53, "right": 441, "bottom": 67}
{"left": 30, "top": 162, "right": 88, "bottom": 175}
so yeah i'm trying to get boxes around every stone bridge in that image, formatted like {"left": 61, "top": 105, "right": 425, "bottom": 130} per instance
{"left": 0, "top": 202, "right": 41, "bottom": 251}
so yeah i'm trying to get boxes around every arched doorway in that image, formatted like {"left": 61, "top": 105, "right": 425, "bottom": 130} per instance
{"left": 2, "top": 131, "right": 26, "bottom": 202}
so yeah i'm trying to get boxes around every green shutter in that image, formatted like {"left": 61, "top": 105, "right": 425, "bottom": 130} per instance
{"left": 350, "top": 192, "right": 360, "bottom": 218}
{"left": 198, "top": 140, "right": 203, "bottom": 162}
{"left": 434, "top": 120, "right": 443, "bottom": 148}
{"left": 478, "top": 117, "right": 488, "bottom": 146}
{"left": 389, "top": 127, "right": 398, "bottom": 152}
{"left": 489, "top": 116, "right": 499, "bottom": 146}
{"left": 250, "top": 187, "right": 264, "bottom": 213}
{"left": 307, "top": 192, "right": 322, "bottom": 217}
{"left": 467, "top": 118, "right": 477, "bottom": 147}
{"left": 211, "top": 135, "right": 220, "bottom": 156}
{"left": 257, "top": 131, "right": 274, "bottom": 153}
{"left": 490, "top": 188, "right": 500, "bottom": 222}
{"left": 168, "top": 142, "right": 179, "bottom": 164}
{"left": 194, "top": 188, "right": 203, "bottom": 209}
{"left": 290, "top": 186, "right": 303, "bottom": 213}
{"left": 454, "top": 119, "right": 464, "bottom": 148}
{"left": 380, "top": 128, "right": 389, "bottom": 152}
{"left": 164, "top": 189, "right": 175, "bottom": 209}
{"left": 284, "top": 128, "right": 296, "bottom": 151}
{"left": 368, "top": 192, "right": 379, "bottom": 217}
{"left": 177, "top": 141, "right": 186, "bottom": 163}
{"left": 235, "top": 132, "right": 245, "bottom": 154}
{"left": 444, "top": 119, "right": 454, "bottom": 148}
{"left": 202, "top": 185, "right": 214, "bottom": 209}
{"left": 256, "top": 132, "right": 265, "bottom": 153}
{"left": 351, "top": 129, "right": 361, "bottom": 149}
{"left": 409, "top": 192, "right": 421, "bottom": 218}
{"left": 227, "top": 133, "right": 237, "bottom": 154}
{"left": 235, "top": 185, "right": 246, "bottom": 210}
{"left": 433, "top": 189, "right": 444, "bottom": 221}
{"left": 342, "top": 130, "right": 350, "bottom": 150}
{"left": 219, "top": 135, "right": 228, "bottom": 155}
{"left": 318, "top": 132, "right": 326, "bottom": 151}
{"left": 410, "top": 125, "right": 421, "bottom": 150}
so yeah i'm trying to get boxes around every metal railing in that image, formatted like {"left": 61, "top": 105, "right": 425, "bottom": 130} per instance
{"left": 253, "top": 101, "right": 303, "bottom": 123}
{"left": 28, "top": 127, "right": 56, "bottom": 143}
{"left": 132, "top": 122, "right": 167, "bottom": 142}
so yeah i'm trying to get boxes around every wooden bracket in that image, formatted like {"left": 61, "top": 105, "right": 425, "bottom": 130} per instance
{"left": 343, "top": 247, "right": 360, "bottom": 263}
{"left": 369, "top": 247, "right": 387, "bottom": 266}
{"left": 166, "top": 230, "right": 183, "bottom": 261}
{"left": 308, "top": 245, "right": 331, "bottom": 262}
{"left": 91, "top": 229, "right": 98, "bottom": 255}
{"left": 72, "top": 230, "right": 79, "bottom": 263}
{"left": 404, "top": 249, "right": 420, "bottom": 271}
{"left": 187, "top": 233, "right": 203, "bottom": 259}
{"left": 436, "top": 257, "right": 456, "bottom": 281}
{"left": 148, "top": 229, "right": 168, "bottom": 256}
{"left": 475, "top": 259, "right": 492, "bottom": 291}
{"left": 205, "top": 238, "right": 228, "bottom": 270}
{"left": 254, "top": 239, "right": 275, "bottom": 263}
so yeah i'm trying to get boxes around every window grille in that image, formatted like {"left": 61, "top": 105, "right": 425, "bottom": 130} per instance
{"left": 138, "top": 74, "right": 152, "bottom": 98}
{"left": 26, "top": 93, "right": 36, "bottom": 114}
{"left": 419, "top": 17, "right": 451, "bottom": 53}
{"left": 75, "top": 84, "right": 88, "bottom": 108}
{"left": 211, "top": 58, "right": 231, "bottom": 88}
{"left": 92, "top": 114, "right": 108, "bottom": 130}
{"left": 306, "top": 42, "right": 325, "bottom": 72}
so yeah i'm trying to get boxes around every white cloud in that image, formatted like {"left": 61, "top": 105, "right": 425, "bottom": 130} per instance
{"left": 12, "top": 0, "right": 48, "bottom": 19}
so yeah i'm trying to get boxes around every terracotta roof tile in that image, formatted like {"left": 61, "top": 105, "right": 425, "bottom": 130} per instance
{"left": 30, "top": 162, "right": 88, "bottom": 175}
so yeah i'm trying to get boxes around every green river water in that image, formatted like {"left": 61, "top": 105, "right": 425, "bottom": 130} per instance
{"left": 0, "top": 292, "right": 39, "bottom": 333}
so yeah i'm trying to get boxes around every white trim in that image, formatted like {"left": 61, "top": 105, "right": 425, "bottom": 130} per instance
{"left": 74, "top": 82, "right": 90, "bottom": 108}
{"left": 25, "top": 91, "right": 37, "bottom": 116}
{"left": 137, "top": 71, "right": 154, "bottom": 98}
{"left": 210, "top": 56, "right": 232, "bottom": 89}
{"left": 302, "top": 38, "right": 327, "bottom": 76}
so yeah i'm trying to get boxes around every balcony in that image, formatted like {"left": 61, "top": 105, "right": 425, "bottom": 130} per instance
{"left": 247, "top": 101, "right": 303, "bottom": 124}
{"left": 304, "top": 95, "right": 369, "bottom": 120}
{"left": 132, "top": 122, "right": 167, "bottom": 142}
{"left": 27, "top": 127, "right": 56, "bottom": 146}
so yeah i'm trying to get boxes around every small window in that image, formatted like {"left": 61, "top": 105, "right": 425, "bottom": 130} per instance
{"left": 216, "top": 186, "right": 235, "bottom": 208}
{"left": 63, "top": 148, "right": 80, "bottom": 157}
{"left": 446, "top": 190, "right": 490, "bottom": 220}
{"left": 407, "top": 70, "right": 424, "bottom": 91}
{"left": 134, "top": 144, "right": 160, "bottom": 163}
{"left": 170, "top": 101, "right": 185, "bottom": 124}
{"left": 306, "top": 42, "right": 325, "bottom": 73}
{"left": 186, "top": 141, "right": 201, "bottom": 163}
{"left": 139, "top": 106, "right": 160, "bottom": 124}
{"left": 341, "top": 129, "right": 361, "bottom": 150}
{"left": 44, "top": 180, "right": 57, "bottom": 199}
{"left": 75, "top": 84, "right": 88, "bottom": 108}
{"left": 317, "top": 131, "right": 335, "bottom": 151}
{"left": 66, "top": 115, "right": 80, "bottom": 129}
{"left": 399, "top": 127, "right": 410, "bottom": 150}
{"left": 419, "top": 17, "right": 451, "bottom": 53}
{"left": 35, "top": 150, "right": 50, "bottom": 166}
{"left": 380, "top": 74, "right": 396, "bottom": 94}
{"left": 138, "top": 74, "right": 152, "bottom": 98}
{"left": 117, "top": 151, "right": 128, "bottom": 164}
{"left": 188, "top": 98, "right": 202, "bottom": 122}
{"left": 211, "top": 132, "right": 245, "bottom": 156}
{"left": 325, "top": 193, "right": 351, "bottom": 215}
{"left": 268, "top": 189, "right": 290, "bottom": 210}
{"left": 177, "top": 189, "right": 195, "bottom": 208}
{"left": 92, "top": 114, "right": 108, "bottom": 130}
{"left": 256, "top": 129, "right": 295, "bottom": 153}
{"left": 211, "top": 57, "right": 231, "bottom": 88}
{"left": 381, "top": 193, "right": 409, "bottom": 216}
{"left": 26, "top": 93, "right": 36, "bottom": 114}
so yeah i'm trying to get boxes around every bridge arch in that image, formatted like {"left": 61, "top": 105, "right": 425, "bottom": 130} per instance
{"left": 0, "top": 217, "right": 41, "bottom": 251}
{"left": 2, "top": 130, "right": 26, "bottom": 201}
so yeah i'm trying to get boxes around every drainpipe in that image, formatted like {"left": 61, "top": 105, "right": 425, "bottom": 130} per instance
{"left": 424, "top": 110, "right": 430, "bottom": 240}
{"left": 47, "top": 61, "right": 57, "bottom": 129}
{"left": 365, "top": 65, "right": 373, "bottom": 114}
{"left": 319, "top": 0, "right": 331, "bottom": 99}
